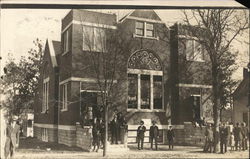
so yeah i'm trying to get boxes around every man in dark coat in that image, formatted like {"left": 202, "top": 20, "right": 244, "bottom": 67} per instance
{"left": 149, "top": 120, "right": 159, "bottom": 150}
{"left": 204, "top": 123, "right": 213, "bottom": 153}
{"left": 137, "top": 120, "right": 146, "bottom": 150}
{"left": 92, "top": 118, "right": 100, "bottom": 152}
{"left": 117, "top": 112, "right": 123, "bottom": 142}
{"left": 219, "top": 123, "right": 229, "bottom": 153}
{"left": 167, "top": 125, "right": 175, "bottom": 150}
{"left": 241, "top": 122, "right": 248, "bottom": 151}
{"left": 233, "top": 122, "right": 243, "bottom": 151}
{"left": 111, "top": 115, "right": 119, "bottom": 144}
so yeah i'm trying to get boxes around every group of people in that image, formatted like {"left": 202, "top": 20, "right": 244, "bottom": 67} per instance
{"left": 204, "top": 122, "right": 249, "bottom": 154}
{"left": 110, "top": 111, "right": 127, "bottom": 145}
{"left": 137, "top": 120, "right": 175, "bottom": 150}
{"left": 4, "top": 119, "right": 21, "bottom": 159}
{"left": 91, "top": 110, "right": 127, "bottom": 152}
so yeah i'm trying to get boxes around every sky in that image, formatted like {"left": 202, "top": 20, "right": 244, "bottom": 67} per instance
{"left": 0, "top": 9, "right": 249, "bottom": 80}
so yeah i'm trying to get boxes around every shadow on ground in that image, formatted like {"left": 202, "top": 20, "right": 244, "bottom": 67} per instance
{"left": 17, "top": 137, "right": 85, "bottom": 153}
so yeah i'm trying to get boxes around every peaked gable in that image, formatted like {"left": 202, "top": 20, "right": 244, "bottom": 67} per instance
{"left": 119, "top": 9, "right": 163, "bottom": 23}
{"left": 130, "top": 10, "right": 161, "bottom": 21}
{"left": 233, "top": 77, "right": 249, "bottom": 99}
{"left": 44, "top": 39, "right": 59, "bottom": 68}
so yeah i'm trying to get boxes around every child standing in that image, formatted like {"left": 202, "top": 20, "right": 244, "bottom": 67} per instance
{"left": 229, "top": 132, "right": 235, "bottom": 151}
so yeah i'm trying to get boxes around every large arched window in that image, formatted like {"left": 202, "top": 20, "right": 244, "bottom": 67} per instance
{"left": 127, "top": 50, "right": 163, "bottom": 111}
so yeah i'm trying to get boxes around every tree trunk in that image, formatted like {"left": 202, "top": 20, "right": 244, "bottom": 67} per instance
{"left": 212, "top": 66, "right": 220, "bottom": 153}
{"left": 103, "top": 101, "right": 108, "bottom": 157}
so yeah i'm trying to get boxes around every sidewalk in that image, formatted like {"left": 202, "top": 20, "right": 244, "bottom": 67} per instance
{"left": 14, "top": 138, "right": 249, "bottom": 159}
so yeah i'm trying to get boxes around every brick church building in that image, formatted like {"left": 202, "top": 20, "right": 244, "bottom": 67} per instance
{"left": 34, "top": 9, "right": 213, "bottom": 147}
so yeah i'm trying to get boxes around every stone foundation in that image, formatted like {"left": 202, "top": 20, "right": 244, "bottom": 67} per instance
{"left": 76, "top": 124, "right": 92, "bottom": 151}
{"left": 33, "top": 126, "right": 58, "bottom": 142}
{"left": 34, "top": 126, "right": 41, "bottom": 140}
{"left": 183, "top": 122, "right": 205, "bottom": 146}
{"left": 34, "top": 122, "right": 206, "bottom": 149}
{"left": 166, "top": 122, "right": 206, "bottom": 147}
{"left": 58, "top": 129, "right": 76, "bottom": 146}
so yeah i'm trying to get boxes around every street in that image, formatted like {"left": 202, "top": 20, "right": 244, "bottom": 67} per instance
{"left": 14, "top": 137, "right": 249, "bottom": 159}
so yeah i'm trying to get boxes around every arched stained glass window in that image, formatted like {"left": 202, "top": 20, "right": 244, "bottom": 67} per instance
{"left": 127, "top": 50, "right": 163, "bottom": 111}
{"left": 128, "top": 50, "right": 162, "bottom": 71}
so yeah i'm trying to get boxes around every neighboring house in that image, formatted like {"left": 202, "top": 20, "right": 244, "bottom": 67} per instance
{"left": 34, "top": 9, "right": 213, "bottom": 147}
{"left": 233, "top": 68, "right": 249, "bottom": 126}
{"left": 21, "top": 113, "right": 34, "bottom": 137}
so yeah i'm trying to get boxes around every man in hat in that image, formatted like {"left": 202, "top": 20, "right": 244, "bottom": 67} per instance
{"left": 137, "top": 120, "right": 146, "bottom": 150}
{"left": 149, "top": 120, "right": 159, "bottom": 150}
{"left": 233, "top": 122, "right": 243, "bottom": 151}
{"left": 219, "top": 122, "right": 229, "bottom": 153}
{"left": 241, "top": 122, "right": 248, "bottom": 151}
{"left": 111, "top": 115, "right": 119, "bottom": 144}
{"left": 167, "top": 125, "right": 175, "bottom": 150}
{"left": 204, "top": 123, "right": 213, "bottom": 153}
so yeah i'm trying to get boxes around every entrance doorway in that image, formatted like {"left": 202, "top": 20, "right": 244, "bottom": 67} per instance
{"left": 80, "top": 92, "right": 98, "bottom": 126}
{"left": 184, "top": 95, "right": 201, "bottom": 123}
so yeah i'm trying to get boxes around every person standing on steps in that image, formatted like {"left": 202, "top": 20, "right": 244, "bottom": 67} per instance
{"left": 137, "top": 120, "right": 146, "bottom": 150}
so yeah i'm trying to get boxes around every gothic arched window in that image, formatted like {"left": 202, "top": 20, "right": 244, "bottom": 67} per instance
{"left": 127, "top": 50, "right": 163, "bottom": 111}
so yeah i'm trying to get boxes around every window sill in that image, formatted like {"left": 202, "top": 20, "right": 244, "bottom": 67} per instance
{"left": 41, "top": 110, "right": 48, "bottom": 114}
{"left": 61, "top": 109, "right": 68, "bottom": 112}
{"left": 82, "top": 49, "right": 107, "bottom": 53}
{"left": 133, "top": 33, "right": 159, "bottom": 40}
{"left": 127, "top": 109, "right": 165, "bottom": 112}
{"left": 186, "top": 59, "right": 206, "bottom": 63}
{"left": 62, "top": 51, "right": 69, "bottom": 56}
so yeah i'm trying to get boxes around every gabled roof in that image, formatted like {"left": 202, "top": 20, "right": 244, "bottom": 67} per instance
{"left": 51, "top": 40, "right": 61, "bottom": 56}
{"left": 119, "top": 9, "right": 164, "bottom": 23}
{"left": 130, "top": 10, "right": 161, "bottom": 21}
{"left": 233, "top": 72, "right": 249, "bottom": 99}
{"left": 45, "top": 39, "right": 61, "bottom": 68}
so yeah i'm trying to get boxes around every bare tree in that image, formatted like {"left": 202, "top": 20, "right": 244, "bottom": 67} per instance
{"left": 182, "top": 9, "right": 249, "bottom": 152}
{"left": 79, "top": 14, "right": 136, "bottom": 156}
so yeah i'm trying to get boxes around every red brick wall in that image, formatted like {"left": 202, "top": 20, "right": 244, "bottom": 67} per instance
{"left": 170, "top": 24, "right": 213, "bottom": 124}
{"left": 34, "top": 42, "right": 59, "bottom": 126}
